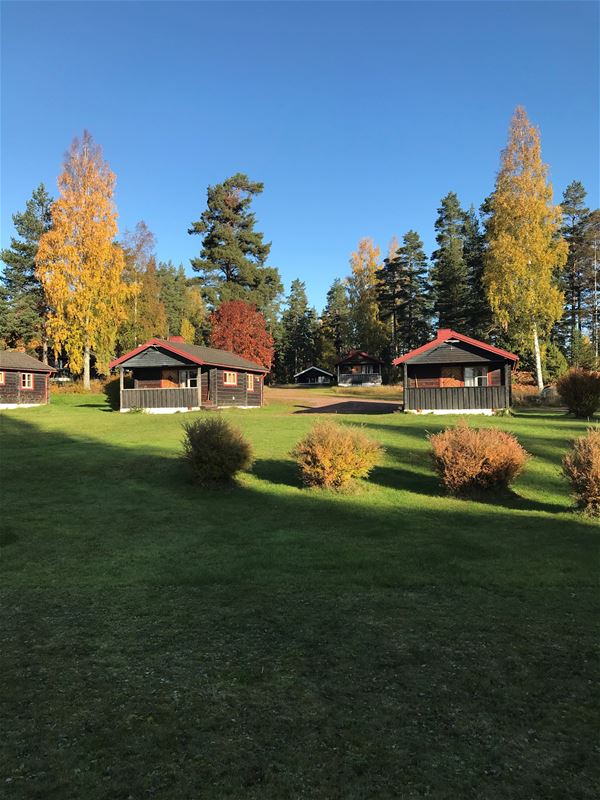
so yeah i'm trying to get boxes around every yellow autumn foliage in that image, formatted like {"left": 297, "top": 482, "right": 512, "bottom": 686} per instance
{"left": 36, "top": 131, "right": 133, "bottom": 379}
{"left": 484, "top": 107, "right": 567, "bottom": 349}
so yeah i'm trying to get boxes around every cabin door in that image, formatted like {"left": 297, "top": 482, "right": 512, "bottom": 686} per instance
{"left": 161, "top": 368, "right": 179, "bottom": 388}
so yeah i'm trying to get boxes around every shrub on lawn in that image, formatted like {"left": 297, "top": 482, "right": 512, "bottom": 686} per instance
{"left": 556, "top": 368, "right": 600, "bottom": 418}
{"left": 182, "top": 416, "right": 253, "bottom": 485}
{"left": 562, "top": 429, "right": 600, "bottom": 516}
{"left": 428, "top": 421, "right": 529, "bottom": 496}
{"left": 292, "top": 420, "right": 382, "bottom": 490}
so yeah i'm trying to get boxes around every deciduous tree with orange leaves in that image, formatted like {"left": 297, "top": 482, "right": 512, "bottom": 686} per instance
{"left": 36, "top": 131, "right": 132, "bottom": 387}
{"left": 210, "top": 300, "right": 274, "bottom": 370}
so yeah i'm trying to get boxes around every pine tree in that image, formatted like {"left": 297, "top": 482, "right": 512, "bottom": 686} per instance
{"left": 559, "top": 181, "right": 591, "bottom": 356}
{"left": 392, "top": 230, "right": 432, "bottom": 353}
{"left": 430, "top": 192, "right": 470, "bottom": 330}
{"left": 36, "top": 132, "right": 131, "bottom": 385}
{"left": 279, "top": 279, "right": 320, "bottom": 380}
{"left": 320, "top": 278, "right": 352, "bottom": 368}
{"left": 0, "top": 184, "right": 53, "bottom": 358}
{"left": 462, "top": 205, "right": 492, "bottom": 339}
{"left": 188, "top": 173, "right": 283, "bottom": 325}
{"left": 379, "top": 242, "right": 402, "bottom": 357}
{"left": 347, "top": 238, "right": 387, "bottom": 355}
{"left": 484, "top": 107, "right": 567, "bottom": 391}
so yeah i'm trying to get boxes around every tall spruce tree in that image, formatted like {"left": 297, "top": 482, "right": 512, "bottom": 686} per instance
{"left": 279, "top": 279, "right": 320, "bottom": 381}
{"left": 462, "top": 205, "right": 492, "bottom": 338}
{"left": 188, "top": 173, "right": 282, "bottom": 326}
{"left": 320, "top": 278, "right": 352, "bottom": 368}
{"left": 392, "top": 230, "right": 432, "bottom": 353}
{"left": 560, "top": 181, "right": 590, "bottom": 356}
{"left": 430, "top": 192, "right": 470, "bottom": 330}
{"left": 0, "top": 184, "right": 53, "bottom": 358}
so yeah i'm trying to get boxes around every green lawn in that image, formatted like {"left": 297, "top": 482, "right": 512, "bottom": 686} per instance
{"left": 1, "top": 395, "right": 598, "bottom": 799}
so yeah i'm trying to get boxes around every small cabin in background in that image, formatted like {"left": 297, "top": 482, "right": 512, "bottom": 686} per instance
{"left": 110, "top": 336, "right": 267, "bottom": 413}
{"left": 0, "top": 351, "right": 56, "bottom": 408}
{"left": 335, "top": 350, "right": 383, "bottom": 386}
{"left": 294, "top": 366, "right": 334, "bottom": 386}
{"left": 393, "top": 329, "right": 518, "bottom": 414}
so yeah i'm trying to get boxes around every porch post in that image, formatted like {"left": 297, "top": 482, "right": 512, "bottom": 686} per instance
{"left": 119, "top": 367, "right": 124, "bottom": 408}
{"left": 504, "top": 363, "right": 511, "bottom": 409}
{"left": 402, "top": 363, "right": 408, "bottom": 409}
{"left": 197, "top": 366, "right": 202, "bottom": 409}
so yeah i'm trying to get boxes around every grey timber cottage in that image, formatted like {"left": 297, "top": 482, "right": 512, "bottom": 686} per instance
{"left": 109, "top": 336, "right": 268, "bottom": 413}
{"left": 294, "top": 366, "right": 334, "bottom": 385}
{"left": 0, "top": 351, "right": 56, "bottom": 408}
{"left": 393, "top": 329, "right": 518, "bottom": 414}
{"left": 335, "top": 350, "right": 383, "bottom": 386}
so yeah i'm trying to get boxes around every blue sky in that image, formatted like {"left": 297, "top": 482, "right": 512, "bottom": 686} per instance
{"left": 1, "top": 1, "right": 598, "bottom": 311}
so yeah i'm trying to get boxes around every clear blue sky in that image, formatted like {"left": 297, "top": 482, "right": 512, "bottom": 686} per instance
{"left": 2, "top": 1, "right": 598, "bottom": 311}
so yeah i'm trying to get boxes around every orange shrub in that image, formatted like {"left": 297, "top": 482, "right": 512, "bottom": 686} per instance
{"left": 428, "top": 421, "right": 529, "bottom": 495}
{"left": 556, "top": 368, "right": 600, "bottom": 418}
{"left": 562, "top": 429, "right": 600, "bottom": 516}
{"left": 50, "top": 378, "right": 105, "bottom": 394}
{"left": 292, "top": 420, "right": 382, "bottom": 490}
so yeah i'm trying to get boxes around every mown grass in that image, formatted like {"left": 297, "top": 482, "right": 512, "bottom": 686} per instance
{"left": 270, "top": 384, "right": 405, "bottom": 400}
{"left": 1, "top": 394, "right": 598, "bottom": 799}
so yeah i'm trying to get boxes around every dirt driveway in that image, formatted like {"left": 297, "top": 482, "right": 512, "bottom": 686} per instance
{"left": 265, "top": 387, "right": 402, "bottom": 414}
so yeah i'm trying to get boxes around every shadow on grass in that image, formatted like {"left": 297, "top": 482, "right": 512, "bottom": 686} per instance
{"left": 370, "top": 463, "right": 566, "bottom": 513}
{"left": 252, "top": 458, "right": 300, "bottom": 488}
{"left": 294, "top": 401, "right": 401, "bottom": 415}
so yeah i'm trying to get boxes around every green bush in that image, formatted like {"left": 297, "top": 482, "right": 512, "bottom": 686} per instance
{"left": 292, "top": 420, "right": 382, "bottom": 490}
{"left": 182, "top": 416, "right": 253, "bottom": 485}
{"left": 556, "top": 368, "right": 600, "bottom": 417}
{"left": 428, "top": 421, "right": 529, "bottom": 496}
{"left": 562, "top": 429, "right": 600, "bottom": 516}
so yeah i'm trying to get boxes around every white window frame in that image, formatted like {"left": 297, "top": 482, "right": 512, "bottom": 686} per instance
{"left": 179, "top": 369, "right": 198, "bottom": 388}
{"left": 247, "top": 374, "right": 255, "bottom": 392}
{"left": 20, "top": 372, "right": 34, "bottom": 390}
{"left": 223, "top": 371, "right": 237, "bottom": 386}
{"left": 0, "top": 371, "right": 4, "bottom": 385}
{"left": 464, "top": 366, "right": 488, "bottom": 387}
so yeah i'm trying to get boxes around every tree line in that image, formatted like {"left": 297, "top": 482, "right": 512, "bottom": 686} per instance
{"left": 1, "top": 107, "right": 598, "bottom": 390}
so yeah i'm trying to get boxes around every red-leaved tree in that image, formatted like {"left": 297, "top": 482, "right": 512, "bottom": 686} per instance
{"left": 210, "top": 300, "right": 274, "bottom": 370}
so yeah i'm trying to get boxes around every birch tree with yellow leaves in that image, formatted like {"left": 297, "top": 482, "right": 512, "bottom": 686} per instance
{"left": 484, "top": 107, "right": 567, "bottom": 391}
{"left": 36, "top": 131, "right": 132, "bottom": 388}
{"left": 347, "top": 237, "right": 388, "bottom": 356}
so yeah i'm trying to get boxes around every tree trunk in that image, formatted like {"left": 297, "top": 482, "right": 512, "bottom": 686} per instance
{"left": 42, "top": 336, "right": 48, "bottom": 365}
{"left": 83, "top": 344, "right": 91, "bottom": 390}
{"left": 532, "top": 322, "right": 544, "bottom": 393}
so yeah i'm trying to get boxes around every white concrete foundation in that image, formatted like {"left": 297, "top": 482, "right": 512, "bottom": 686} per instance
{"left": 0, "top": 403, "right": 43, "bottom": 410}
{"left": 405, "top": 408, "right": 494, "bottom": 416}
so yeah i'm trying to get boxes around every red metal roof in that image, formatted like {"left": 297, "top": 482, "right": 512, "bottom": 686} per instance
{"left": 392, "top": 330, "right": 519, "bottom": 365}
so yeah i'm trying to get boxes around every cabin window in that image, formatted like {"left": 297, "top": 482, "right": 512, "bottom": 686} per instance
{"left": 247, "top": 374, "right": 255, "bottom": 391}
{"left": 20, "top": 372, "right": 34, "bottom": 390}
{"left": 179, "top": 369, "right": 198, "bottom": 388}
{"left": 464, "top": 366, "right": 488, "bottom": 387}
{"left": 223, "top": 371, "right": 237, "bottom": 386}
{"left": 0, "top": 371, "right": 4, "bottom": 385}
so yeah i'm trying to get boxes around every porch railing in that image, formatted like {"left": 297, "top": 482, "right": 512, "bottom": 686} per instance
{"left": 404, "top": 385, "right": 508, "bottom": 410}
{"left": 121, "top": 387, "right": 200, "bottom": 410}
{"left": 338, "top": 373, "right": 382, "bottom": 385}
